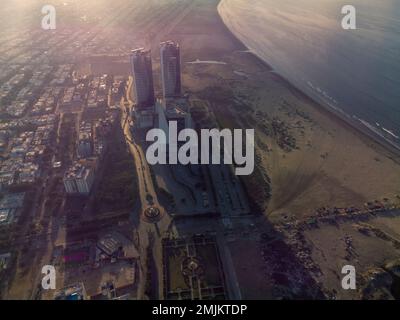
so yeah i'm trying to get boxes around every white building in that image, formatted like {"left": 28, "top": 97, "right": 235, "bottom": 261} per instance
{"left": 63, "top": 162, "right": 95, "bottom": 195}
{"left": 63, "top": 176, "right": 77, "bottom": 194}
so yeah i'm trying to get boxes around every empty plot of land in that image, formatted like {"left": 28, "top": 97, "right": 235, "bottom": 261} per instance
{"left": 228, "top": 239, "right": 274, "bottom": 299}
{"left": 304, "top": 215, "right": 400, "bottom": 299}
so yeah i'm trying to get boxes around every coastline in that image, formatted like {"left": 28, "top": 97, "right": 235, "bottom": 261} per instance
{"left": 216, "top": 0, "right": 400, "bottom": 161}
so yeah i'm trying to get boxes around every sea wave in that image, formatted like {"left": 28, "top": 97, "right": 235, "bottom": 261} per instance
{"left": 218, "top": 0, "right": 400, "bottom": 150}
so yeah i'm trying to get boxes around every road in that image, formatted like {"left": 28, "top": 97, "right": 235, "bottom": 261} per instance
{"left": 121, "top": 77, "right": 172, "bottom": 299}
{"left": 122, "top": 78, "right": 162, "bottom": 212}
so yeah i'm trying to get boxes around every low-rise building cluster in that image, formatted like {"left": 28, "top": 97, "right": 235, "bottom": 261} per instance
{"left": 0, "top": 193, "right": 25, "bottom": 226}
{"left": 5, "top": 100, "right": 29, "bottom": 117}
{"left": 49, "top": 64, "right": 73, "bottom": 86}
{"left": 0, "top": 73, "right": 25, "bottom": 102}
{"left": 88, "top": 74, "right": 108, "bottom": 107}
{"left": 30, "top": 87, "right": 62, "bottom": 116}
{"left": 77, "top": 111, "right": 117, "bottom": 161}
{"left": 64, "top": 109, "right": 117, "bottom": 195}
{"left": 0, "top": 130, "right": 9, "bottom": 153}
{"left": 0, "top": 114, "right": 57, "bottom": 132}
{"left": 60, "top": 86, "right": 84, "bottom": 112}
{"left": 0, "top": 118, "right": 56, "bottom": 188}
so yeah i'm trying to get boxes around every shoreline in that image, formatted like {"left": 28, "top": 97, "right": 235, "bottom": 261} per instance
{"left": 216, "top": 0, "right": 400, "bottom": 161}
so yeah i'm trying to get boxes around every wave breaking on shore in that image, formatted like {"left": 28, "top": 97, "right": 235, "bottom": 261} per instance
{"left": 217, "top": 0, "right": 400, "bottom": 151}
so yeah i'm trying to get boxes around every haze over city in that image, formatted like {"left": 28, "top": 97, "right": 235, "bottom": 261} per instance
{"left": 0, "top": 0, "right": 399, "bottom": 302}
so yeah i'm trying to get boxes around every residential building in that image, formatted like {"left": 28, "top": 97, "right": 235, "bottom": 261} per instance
{"left": 130, "top": 48, "right": 155, "bottom": 110}
{"left": 160, "top": 41, "right": 181, "bottom": 100}
{"left": 63, "top": 162, "right": 95, "bottom": 195}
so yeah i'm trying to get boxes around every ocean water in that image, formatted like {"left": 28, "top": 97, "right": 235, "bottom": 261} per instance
{"left": 218, "top": 0, "right": 400, "bottom": 145}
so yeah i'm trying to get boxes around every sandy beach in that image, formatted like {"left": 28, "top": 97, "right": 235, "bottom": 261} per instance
{"left": 144, "top": 0, "right": 400, "bottom": 221}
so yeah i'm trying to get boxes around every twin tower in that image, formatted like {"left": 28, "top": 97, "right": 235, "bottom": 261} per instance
{"left": 130, "top": 41, "right": 181, "bottom": 110}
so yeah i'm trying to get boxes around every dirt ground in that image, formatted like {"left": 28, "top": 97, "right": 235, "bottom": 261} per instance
{"left": 228, "top": 239, "right": 274, "bottom": 299}
{"left": 303, "top": 213, "right": 400, "bottom": 299}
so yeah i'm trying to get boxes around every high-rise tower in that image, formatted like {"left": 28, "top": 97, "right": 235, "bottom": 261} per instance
{"left": 130, "top": 48, "right": 155, "bottom": 109}
{"left": 160, "top": 41, "right": 181, "bottom": 100}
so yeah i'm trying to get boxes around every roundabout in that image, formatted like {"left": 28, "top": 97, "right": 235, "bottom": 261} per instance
{"left": 142, "top": 206, "right": 163, "bottom": 223}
